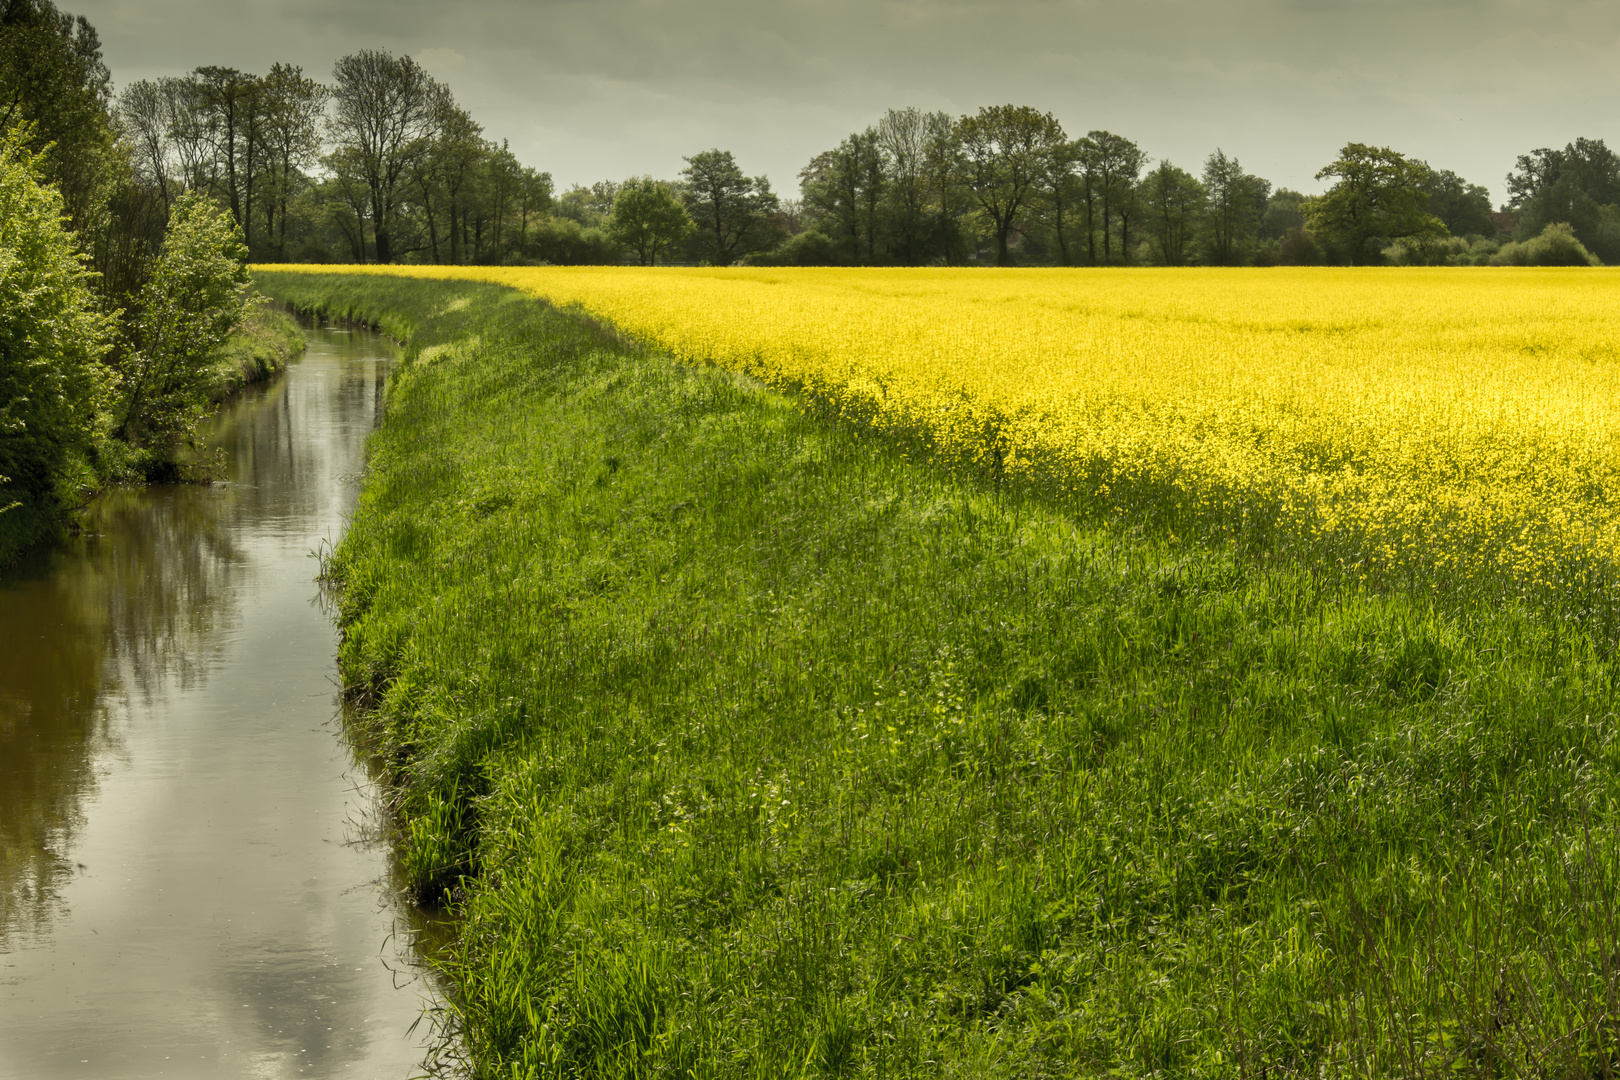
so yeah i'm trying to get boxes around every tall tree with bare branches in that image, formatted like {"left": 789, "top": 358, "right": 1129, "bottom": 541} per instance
{"left": 328, "top": 49, "right": 439, "bottom": 264}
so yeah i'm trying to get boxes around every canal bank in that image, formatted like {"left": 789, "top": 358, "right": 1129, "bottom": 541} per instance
{"left": 0, "top": 325, "right": 436, "bottom": 1078}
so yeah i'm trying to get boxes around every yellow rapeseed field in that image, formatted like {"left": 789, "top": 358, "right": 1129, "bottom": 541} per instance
{"left": 274, "top": 264, "right": 1620, "bottom": 588}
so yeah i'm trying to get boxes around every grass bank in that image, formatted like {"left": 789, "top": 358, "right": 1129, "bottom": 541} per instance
{"left": 0, "top": 300, "right": 307, "bottom": 568}
{"left": 259, "top": 270, "right": 1620, "bottom": 1079}
{"left": 209, "top": 302, "right": 306, "bottom": 399}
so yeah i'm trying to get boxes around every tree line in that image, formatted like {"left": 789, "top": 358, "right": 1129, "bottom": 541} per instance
{"left": 115, "top": 50, "right": 553, "bottom": 266}
{"left": 92, "top": 26, "right": 1620, "bottom": 271}
{"left": 470, "top": 106, "right": 1619, "bottom": 270}
{"left": 538, "top": 110, "right": 1615, "bottom": 269}
{"left": 774, "top": 106, "right": 1614, "bottom": 268}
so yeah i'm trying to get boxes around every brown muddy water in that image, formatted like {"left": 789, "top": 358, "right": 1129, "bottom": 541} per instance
{"left": 0, "top": 327, "right": 438, "bottom": 1078}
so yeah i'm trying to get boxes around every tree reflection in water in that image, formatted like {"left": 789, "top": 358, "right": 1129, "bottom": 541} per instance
{"left": 0, "top": 347, "right": 381, "bottom": 949}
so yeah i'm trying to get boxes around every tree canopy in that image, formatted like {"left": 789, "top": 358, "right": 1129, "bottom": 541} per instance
{"left": 679, "top": 149, "right": 780, "bottom": 266}
{"left": 0, "top": 128, "right": 114, "bottom": 525}
{"left": 956, "top": 104, "right": 1065, "bottom": 266}
{"left": 115, "top": 192, "right": 251, "bottom": 456}
{"left": 1307, "top": 143, "right": 1444, "bottom": 263}
{"left": 1505, "top": 138, "right": 1620, "bottom": 263}
{"left": 607, "top": 177, "right": 694, "bottom": 266}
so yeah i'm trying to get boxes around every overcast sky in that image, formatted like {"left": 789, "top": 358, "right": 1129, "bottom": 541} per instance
{"left": 72, "top": 0, "right": 1620, "bottom": 202}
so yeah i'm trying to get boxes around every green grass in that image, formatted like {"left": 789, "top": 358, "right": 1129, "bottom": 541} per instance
{"left": 209, "top": 302, "right": 306, "bottom": 399}
{"left": 259, "top": 270, "right": 1620, "bottom": 1080}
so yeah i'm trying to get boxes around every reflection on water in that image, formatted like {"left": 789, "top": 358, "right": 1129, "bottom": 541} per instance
{"left": 0, "top": 327, "right": 434, "bottom": 1078}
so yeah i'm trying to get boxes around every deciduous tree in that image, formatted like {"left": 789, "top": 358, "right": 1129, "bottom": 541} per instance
{"left": 1425, "top": 169, "right": 1494, "bottom": 238}
{"left": 679, "top": 149, "right": 779, "bottom": 265}
{"left": 0, "top": 0, "right": 114, "bottom": 232}
{"left": 1202, "top": 149, "right": 1270, "bottom": 265}
{"left": 1261, "top": 188, "right": 1308, "bottom": 241}
{"left": 1031, "top": 138, "right": 1086, "bottom": 264}
{"left": 0, "top": 129, "right": 114, "bottom": 524}
{"left": 608, "top": 176, "right": 694, "bottom": 265}
{"left": 920, "top": 112, "right": 969, "bottom": 263}
{"left": 1307, "top": 143, "right": 1442, "bottom": 263}
{"left": 115, "top": 192, "right": 250, "bottom": 457}
{"left": 799, "top": 128, "right": 884, "bottom": 262}
{"left": 116, "top": 78, "right": 174, "bottom": 214}
{"left": 874, "top": 107, "right": 935, "bottom": 263}
{"left": 1141, "top": 160, "right": 1204, "bottom": 266}
{"left": 1076, "top": 130, "right": 1145, "bottom": 264}
{"left": 328, "top": 49, "right": 440, "bottom": 264}
{"left": 955, "top": 104, "right": 1065, "bottom": 266}
{"left": 189, "top": 66, "right": 263, "bottom": 248}
{"left": 1504, "top": 138, "right": 1620, "bottom": 261}
{"left": 257, "top": 63, "right": 325, "bottom": 259}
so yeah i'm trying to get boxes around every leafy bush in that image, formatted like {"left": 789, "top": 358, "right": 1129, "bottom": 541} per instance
{"left": 112, "top": 191, "right": 251, "bottom": 469}
{"left": 0, "top": 127, "right": 115, "bottom": 556}
{"left": 1491, "top": 222, "right": 1600, "bottom": 266}
{"left": 1280, "top": 226, "right": 1324, "bottom": 264}
{"left": 743, "top": 228, "right": 842, "bottom": 266}
{"left": 522, "top": 216, "right": 620, "bottom": 265}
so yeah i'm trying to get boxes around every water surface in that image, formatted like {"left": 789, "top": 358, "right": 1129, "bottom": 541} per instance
{"left": 0, "top": 327, "right": 434, "bottom": 1078}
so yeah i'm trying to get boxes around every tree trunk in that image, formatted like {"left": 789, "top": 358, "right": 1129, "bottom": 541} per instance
{"left": 449, "top": 193, "right": 460, "bottom": 264}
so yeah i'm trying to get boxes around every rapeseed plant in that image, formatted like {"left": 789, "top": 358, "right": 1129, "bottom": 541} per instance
{"left": 272, "top": 264, "right": 1620, "bottom": 591}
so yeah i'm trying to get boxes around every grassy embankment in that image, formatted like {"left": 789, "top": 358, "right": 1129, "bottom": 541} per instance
{"left": 259, "top": 270, "right": 1620, "bottom": 1079}
{"left": 209, "top": 301, "right": 307, "bottom": 399}
{"left": 0, "top": 302, "right": 306, "bottom": 568}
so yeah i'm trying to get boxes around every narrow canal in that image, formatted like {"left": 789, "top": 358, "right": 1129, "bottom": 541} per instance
{"left": 0, "top": 326, "right": 436, "bottom": 1078}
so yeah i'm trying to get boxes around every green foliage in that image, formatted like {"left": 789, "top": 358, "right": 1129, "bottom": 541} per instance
{"left": 876, "top": 107, "right": 963, "bottom": 265}
{"left": 1140, "top": 160, "right": 1204, "bottom": 266}
{"left": 0, "top": 0, "right": 115, "bottom": 233}
{"left": 799, "top": 129, "right": 886, "bottom": 264}
{"left": 525, "top": 215, "right": 619, "bottom": 266}
{"left": 1202, "top": 149, "right": 1270, "bottom": 265}
{"left": 606, "top": 177, "right": 694, "bottom": 266}
{"left": 679, "top": 149, "right": 781, "bottom": 266}
{"left": 1383, "top": 234, "right": 1504, "bottom": 267}
{"left": 1426, "top": 168, "right": 1495, "bottom": 239}
{"left": 1506, "top": 139, "right": 1620, "bottom": 263}
{"left": 1308, "top": 143, "right": 1445, "bottom": 264}
{"left": 743, "top": 228, "right": 842, "bottom": 267}
{"left": 1490, "top": 221, "right": 1600, "bottom": 267}
{"left": 1260, "top": 188, "right": 1308, "bottom": 241}
{"left": 0, "top": 127, "right": 115, "bottom": 561}
{"left": 956, "top": 104, "right": 1066, "bottom": 266}
{"left": 115, "top": 191, "right": 250, "bottom": 463}
{"left": 555, "top": 180, "right": 617, "bottom": 229}
{"left": 791, "top": 108, "right": 971, "bottom": 267}
{"left": 259, "top": 271, "right": 1620, "bottom": 1078}
{"left": 1075, "top": 130, "right": 1146, "bottom": 265}
{"left": 1276, "top": 225, "right": 1323, "bottom": 265}
{"left": 327, "top": 49, "right": 438, "bottom": 266}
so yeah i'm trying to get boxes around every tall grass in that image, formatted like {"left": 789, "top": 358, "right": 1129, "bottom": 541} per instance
{"left": 259, "top": 270, "right": 1620, "bottom": 1079}
{"left": 208, "top": 302, "right": 306, "bottom": 399}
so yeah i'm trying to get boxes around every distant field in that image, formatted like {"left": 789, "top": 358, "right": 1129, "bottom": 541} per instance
{"left": 275, "top": 265, "right": 1620, "bottom": 595}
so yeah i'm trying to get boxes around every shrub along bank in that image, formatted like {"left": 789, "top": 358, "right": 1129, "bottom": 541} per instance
{"left": 258, "top": 270, "right": 1620, "bottom": 1079}
{"left": 0, "top": 124, "right": 299, "bottom": 569}
{"left": 0, "top": 298, "right": 303, "bottom": 567}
